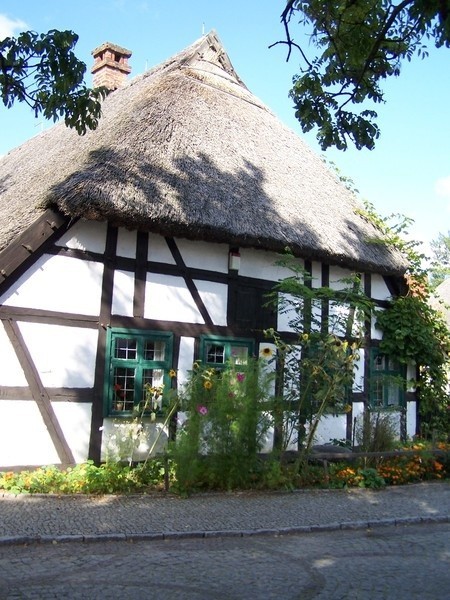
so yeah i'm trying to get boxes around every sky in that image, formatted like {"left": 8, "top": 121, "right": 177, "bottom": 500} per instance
{"left": 1, "top": 1, "right": 449, "bottom": 253}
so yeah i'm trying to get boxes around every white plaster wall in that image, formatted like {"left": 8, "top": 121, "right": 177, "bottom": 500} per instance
{"left": 360, "top": 273, "right": 366, "bottom": 293}
{"left": 194, "top": 280, "right": 228, "bottom": 326}
{"left": 329, "top": 266, "right": 353, "bottom": 290}
{"left": 117, "top": 228, "right": 137, "bottom": 258}
{"left": 19, "top": 322, "right": 98, "bottom": 387}
{"left": 258, "top": 342, "right": 277, "bottom": 397}
{"left": 101, "top": 419, "right": 169, "bottom": 462}
{"left": 177, "top": 337, "right": 195, "bottom": 385}
{"left": 277, "top": 293, "right": 300, "bottom": 332}
{"left": 0, "top": 254, "right": 104, "bottom": 315}
{"left": 407, "top": 363, "right": 417, "bottom": 391}
{"left": 407, "top": 401, "right": 417, "bottom": 438}
{"left": 176, "top": 338, "right": 195, "bottom": 431}
{"left": 313, "top": 414, "right": 348, "bottom": 445}
{"left": 239, "top": 248, "right": 301, "bottom": 281}
{"left": 311, "top": 300, "right": 321, "bottom": 332}
{"left": 176, "top": 238, "right": 228, "bottom": 273}
{"left": 353, "top": 408, "right": 402, "bottom": 441}
{"left": 389, "top": 412, "right": 402, "bottom": 437}
{"left": 260, "top": 427, "right": 275, "bottom": 453}
{"left": 353, "top": 349, "right": 364, "bottom": 393}
{"left": 148, "top": 233, "right": 176, "bottom": 264}
{"left": 0, "top": 321, "right": 27, "bottom": 386}
{"left": 352, "top": 402, "right": 365, "bottom": 422}
{"left": 0, "top": 401, "right": 60, "bottom": 466}
{"left": 371, "top": 274, "right": 392, "bottom": 301}
{"left": 51, "top": 402, "right": 92, "bottom": 462}
{"left": 112, "top": 270, "right": 134, "bottom": 316}
{"left": 55, "top": 219, "right": 107, "bottom": 254}
{"left": 310, "top": 261, "right": 322, "bottom": 287}
{"left": 328, "top": 301, "right": 348, "bottom": 336}
{"left": 328, "top": 302, "right": 365, "bottom": 338}
{"left": 144, "top": 273, "right": 204, "bottom": 323}
{"left": 371, "top": 312, "right": 383, "bottom": 340}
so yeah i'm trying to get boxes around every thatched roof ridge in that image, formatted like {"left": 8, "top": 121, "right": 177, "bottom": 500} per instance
{"left": 0, "top": 31, "right": 406, "bottom": 275}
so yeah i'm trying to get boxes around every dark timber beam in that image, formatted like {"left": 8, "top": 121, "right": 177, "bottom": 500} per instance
{"left": 165, "top": 237, "right": 214, "bottom": 327}
{"left": 0, "top": 208, "right": 71, "bottom": 287}
{"left": 88, "top": 224, "right": 118, "bottom": 464}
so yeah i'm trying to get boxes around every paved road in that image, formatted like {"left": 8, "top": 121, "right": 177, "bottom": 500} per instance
{"left": 0, "top": 522, "right": 448, "bottom": 599}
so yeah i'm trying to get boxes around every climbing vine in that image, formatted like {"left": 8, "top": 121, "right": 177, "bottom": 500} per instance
{"left": 361, "top": 201, "right": 450, "bottom": 439}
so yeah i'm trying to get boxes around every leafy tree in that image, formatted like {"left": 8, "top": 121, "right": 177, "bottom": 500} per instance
{"left": 0, "top": 29, "right": 107, "bottom": 134}
{"left": 266, "top": 254, "right": 373, "bottom": 456}
{"left": 429, "top": 231, "right": 450, "bottom": 289}
{"left": 273, "top": 1, "right": 450, "bottom": 150}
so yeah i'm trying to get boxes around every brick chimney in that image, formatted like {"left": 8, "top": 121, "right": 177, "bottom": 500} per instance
{"left": 91, "top": 42, "right": 132, "bottom": 90}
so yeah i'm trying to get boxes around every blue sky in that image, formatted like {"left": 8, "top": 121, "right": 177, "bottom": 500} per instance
{"left": 1, "top": 1, "right": 449, "bottom": 251}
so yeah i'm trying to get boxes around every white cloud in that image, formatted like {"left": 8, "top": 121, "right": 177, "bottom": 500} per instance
{"left": 435, "top": 176, "right": 450, "bottom": 199}
{"left": 0, "top": 14, "right": 28, "bottom": 40}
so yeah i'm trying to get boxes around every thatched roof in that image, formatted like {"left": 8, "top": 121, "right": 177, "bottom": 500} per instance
{"left": 0, "top": 31, "right": 406, "bottom": 275}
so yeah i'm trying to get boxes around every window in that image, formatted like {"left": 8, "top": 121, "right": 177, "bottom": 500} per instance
{"left": 369, "top": 349, "right": 405, "bottom": 408}
{"left": 200, "top": 336, "right": 254, "bottom": 368}
{"left": 104, "top": 329, "right": 173, "bottom": 416}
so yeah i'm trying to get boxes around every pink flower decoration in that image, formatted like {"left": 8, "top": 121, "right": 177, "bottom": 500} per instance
{"left": 236, "top": 373, "right": 245, "bottom": 383}
{"left": 197, "top": 405, "right": 208, "bottom": 416}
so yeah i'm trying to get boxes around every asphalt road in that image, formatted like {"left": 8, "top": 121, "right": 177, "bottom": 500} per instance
{"left": 1, "top": 522, "right": 448, "bottom": 599}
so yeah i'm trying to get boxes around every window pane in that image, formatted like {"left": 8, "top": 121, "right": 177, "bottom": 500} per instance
{"left": 230, "top": 345, "right": 249, "bottom": 365}
{"left": 115, "top": 338, "right": 137, "bottom": 360}
{"left": 142, "top": 368, "right": 164, "bottom": 410}
{"left": 206, "top": 344, "right": 225, "bottom": 364}
{"left": 372, "top": 377, "right": 383, "bottom": 407}
{"left": 113, "top": 367, "right": 135, "bottom": 411}
{"left": 387, "top": 383, "right": 399, "bottom": 405}
{"left": 142, "top": 368, "right": 164, "bottom": 392}
{"left": 374, "top": 355, "right": 385, "bottom": 371}
{"left": 387, "top": 357, "right": 398, "bottom": 371}
{"left": 144, "top": 339, "right": 166, "bottom": 361}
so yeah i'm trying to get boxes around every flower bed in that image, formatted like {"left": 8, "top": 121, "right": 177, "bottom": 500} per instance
{"left": 1, "top": 442, "right": 448, "bottom": 495}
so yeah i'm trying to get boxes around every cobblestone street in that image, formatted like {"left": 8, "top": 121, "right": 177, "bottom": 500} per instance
{"left": 1, "top": 522, "right": 449, "bottom": 599}
{"left": 1, "top": 483, "right": 448, "bottom": 598}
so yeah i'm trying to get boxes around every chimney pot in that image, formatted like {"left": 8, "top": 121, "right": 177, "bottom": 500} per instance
{"left": 91, "top": 42, "right": 132, "bottom": 90}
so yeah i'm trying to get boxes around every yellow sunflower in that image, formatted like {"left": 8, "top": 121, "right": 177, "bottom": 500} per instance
{"left": 260, "top": 347, "right": 273, "bottom": 358}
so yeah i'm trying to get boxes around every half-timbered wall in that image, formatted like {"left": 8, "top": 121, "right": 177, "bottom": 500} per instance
{"left": 0, "top": 219, "right": 416, "bottom": 468}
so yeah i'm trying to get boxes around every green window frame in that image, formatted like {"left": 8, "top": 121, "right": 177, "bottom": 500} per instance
{"left": 200, "top": 335, "right": 254, "bottom": 368}
{"left": 104, "top": 328, "right": 173, "bottom": 417}
{"left": 369, "top": 348, "right": 405, "bottom": 409}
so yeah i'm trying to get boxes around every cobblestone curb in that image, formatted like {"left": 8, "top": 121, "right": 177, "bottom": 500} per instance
{"left": 0, "top": 514, "right": 448, "bottom": 547}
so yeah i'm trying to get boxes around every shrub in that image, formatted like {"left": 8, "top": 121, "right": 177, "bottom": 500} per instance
{"left": 172, "top": 358, "right": 273, "bottom": 493}
{"left": 355, "top": 410, "right": 399, "bottom": 453}
{"left": 0, "top": 458, "right": 169, "bottom": 495}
